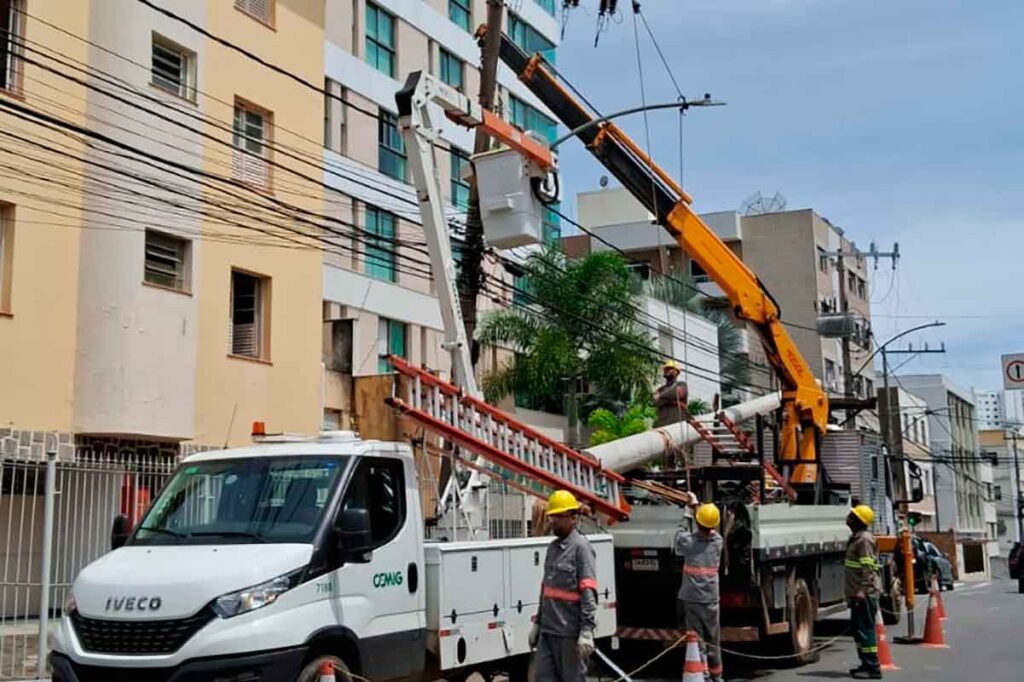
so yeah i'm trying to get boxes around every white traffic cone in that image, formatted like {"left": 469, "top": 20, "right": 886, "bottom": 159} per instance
{"left": 681, "top": 630, "right": 706, "bottom": 682}
{"left": 317, "top": 660, "right": 337, "bottom": 682}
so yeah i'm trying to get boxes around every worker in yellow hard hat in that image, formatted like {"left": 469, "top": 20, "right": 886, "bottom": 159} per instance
{"left": 530, "top": 490, "right": 598, "bottom": 682}
{"left": 845, "top": 504, "right": 882, "bottom": 679}
{"left": 673, "top": 492, "right": 724, "bottom": 682}
{"left": 653, "top": 359, "right": 689, "bottom": 428}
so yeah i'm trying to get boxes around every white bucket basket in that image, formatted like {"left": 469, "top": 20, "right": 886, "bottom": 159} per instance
{"left": 472, "top": 143, "right": 557, "bottom": 250}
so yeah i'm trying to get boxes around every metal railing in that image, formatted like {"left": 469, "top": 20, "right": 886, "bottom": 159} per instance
{"left": 0, "top": 449, "right": 177, "bottom": 680}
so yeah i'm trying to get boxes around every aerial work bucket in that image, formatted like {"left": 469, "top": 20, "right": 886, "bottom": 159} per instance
{"left": 473, "top": 137, "right": 559, "bottom": 249}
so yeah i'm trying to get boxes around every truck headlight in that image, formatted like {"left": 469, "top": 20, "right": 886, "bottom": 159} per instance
{"left": 211, "top": 570, "right": 303, "bottom": 619}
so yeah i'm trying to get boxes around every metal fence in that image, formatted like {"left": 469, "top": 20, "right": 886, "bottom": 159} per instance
{"left": 0, "top": 451, "right": 177, "bottom": 680}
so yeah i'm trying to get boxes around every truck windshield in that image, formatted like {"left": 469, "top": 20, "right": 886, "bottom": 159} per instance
{"left": 133, "top": 456, "right": 347, "bottom": 545}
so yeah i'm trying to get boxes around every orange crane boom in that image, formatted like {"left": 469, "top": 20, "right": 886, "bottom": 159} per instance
{"left": 493, "top": 39, "right": 828, "bottom": 485}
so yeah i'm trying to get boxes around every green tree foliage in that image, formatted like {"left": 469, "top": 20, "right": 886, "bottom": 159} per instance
{"left": 587, "top": 403, "right": 656, "bottom": 446}
{"left": 476, "top": 249, "right": 660, "bottom": 411}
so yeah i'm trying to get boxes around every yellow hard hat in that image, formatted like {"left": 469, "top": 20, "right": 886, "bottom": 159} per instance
{"left": 546, "top": 490, "right": 580, "bottom": 516}
{"left": 663, "top": 360, "right": 681, "bottom": 371}
{"left": 851, "top": 504, "right": 875, "bottom": 526}
{"left": 695, "top": 503, "right": 720, "bottom": 529}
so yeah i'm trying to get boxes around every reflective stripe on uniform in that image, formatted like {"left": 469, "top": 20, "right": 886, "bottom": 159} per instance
{"left": 543, "top": 584, "right": 581, "bottom": 602}
{"left": 579, "top": 577, "right": 598, "bottom": 591}
{"left": 684, "top": 565, "right": 718, "bottom": 576}
{"left": 860, "top": 646, "right": 878, "bottom": 653}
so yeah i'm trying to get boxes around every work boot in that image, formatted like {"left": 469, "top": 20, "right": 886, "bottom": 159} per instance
{"left": 850, "top": 668, "right": 882, "bottom": 680}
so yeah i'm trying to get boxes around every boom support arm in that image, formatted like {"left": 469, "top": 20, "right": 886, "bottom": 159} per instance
{"left": 494, "top": 38, "right": 828, "bottom": 483}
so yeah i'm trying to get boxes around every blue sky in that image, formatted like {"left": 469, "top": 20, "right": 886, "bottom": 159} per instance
{"left": 553, "top": 0, "right": 1023, "bottom": 394}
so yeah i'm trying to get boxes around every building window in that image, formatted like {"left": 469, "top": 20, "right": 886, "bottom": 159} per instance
{"left": 0, "top": 204, "right": 12, "bottom": 313}
{"left": 365, "top": 206, "right": 396, "bottom": 283}
{"left": 817, "top": 247, "right": 829, "bottom": 273}
{"left": 508, "top": 13, "right": 556, "bottom": 64}
{"left": 448, "top": 0, "right": 471, "bottom": 31}
{"left": 439, "top": 48, "right": 464, "bottom": 92}
{"left": 365, "top": 2, "right": 396, "bottom": 77}
{"left": 378, "top": 111, "right": 406, "bottom": 181}
{"left": 232, "top": 100, "right": 271, "bottom": 189}
{"left": 689, "top": 259, "right": 710, "bottom": 283}
{"left": 377, "top": 318, "right": 406, "bottom": 373}
{"left": 143, "top": 230, "right": 191, "bottom": 292}
{"left": 450, "top": 150, "right": 470, "bottom": 210}
{"left": 151, "top": 34, "right": 195, "bottom": 101}
{"left": 230, "top": 270, "right": 270, "bottom": 359}
{"left": 323, "top": 78, "right": 347, "bottom": 155}
{"left": 824, "top": 359, "right": 837, "bottom": 388}
{"left": 857, "top": 277, "right": 866, "bottom": 299}
{"left": 534, "top": 0, "right": 556, "bottom": 16}
{"left": 509, "top": 95, "right": 557, "bottom": 144}
{"left": 994, "top": 485, "right": 1002, "bottom": 501}
{"left": 234, "top": 0, "right": 273, "bottom": 25}
{"left": 864, "top": 378, "right": 874, "bottom": 399}
{"left": 1, "top": 0, "right": 25, "bottom": 93}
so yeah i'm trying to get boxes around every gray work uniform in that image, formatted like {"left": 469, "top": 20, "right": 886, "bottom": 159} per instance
{"left": 654, "top": 378, "right": 689, "bottom": 427}
{"left": 845, "top": 529, "right": 881, "bottom": 673}
{"left": 674, "top": 528, "right": 724, "bottom": 679}
{"left": 535, "top": 529, "right": 598, "bottom": 682}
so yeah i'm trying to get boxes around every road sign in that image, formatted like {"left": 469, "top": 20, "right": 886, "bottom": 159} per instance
{"left": 1003, "top": 353, "right": 1024, "bottom": 390}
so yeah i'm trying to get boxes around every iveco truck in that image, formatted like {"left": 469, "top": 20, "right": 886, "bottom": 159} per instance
{"left": 50, "top": 431, "right": 617, "bottom": 682}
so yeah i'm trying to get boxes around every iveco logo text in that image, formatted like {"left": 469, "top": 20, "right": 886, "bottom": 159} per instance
{"left": 372, "top": 571, "right": 403, "bottom": 589}
{"left": 105, "top": 596, "right": 163, "bottom": 612}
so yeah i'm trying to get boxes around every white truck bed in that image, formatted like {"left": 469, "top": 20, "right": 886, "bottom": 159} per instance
{"left": 424, "top": 535, "right": 617, "bottom": 671}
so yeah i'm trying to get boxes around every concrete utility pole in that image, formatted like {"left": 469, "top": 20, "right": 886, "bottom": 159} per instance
{"left": 1013, "top": 431, "right": 1023, "bottom": 543}
{"left": 458, "top": 0, "right": 505, "bottom": 369}
{"left": 826, "top": 242, "right": 898, "bottom": 423}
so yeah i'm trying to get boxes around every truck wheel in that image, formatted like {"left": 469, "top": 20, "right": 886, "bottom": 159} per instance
{"left": 880, "top": 578, "right": 902, "bottom": 626}
{"left": 784, "top": 578, "right": 817, "bottom": 665}
{"left": 297, "top": 655, "right": 351, "bottom": 682}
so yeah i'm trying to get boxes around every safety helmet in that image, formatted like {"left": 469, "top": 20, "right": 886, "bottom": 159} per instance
{"left": 695, "top": 503, "right": 720, "bottom": 529}
{"left": 851, "top": 504, "right": 875, "bottom": 526}
{"left": 663, "top": 360, "right": 681, "bottom": 371}
{"left": 546, "top": 490, "right": 581, "bottom": 516}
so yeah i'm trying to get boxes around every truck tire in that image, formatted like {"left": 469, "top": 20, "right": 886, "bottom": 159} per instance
{"left": 783, "top": 578, "right": 817, "bottom": 665}
{"left": 297, "top": 655, "right": 352, "bottom": 682}
{"left": 880, "top": 578, "right": 902, "bottom": 626}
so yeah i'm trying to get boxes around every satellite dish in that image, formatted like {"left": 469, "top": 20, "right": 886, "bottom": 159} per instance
{"left": 599, "top": 175, "right": 609, "bottom": 188}
{"left": 740, "top": 191, "right": 787, "bottom": 215}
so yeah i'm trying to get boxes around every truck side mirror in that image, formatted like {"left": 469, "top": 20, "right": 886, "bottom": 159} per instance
{"left": 337, "top": 508, "right": 373, "bottom": 563}
{"left": 111, "top": 514, "right": 131, "bottom": 550}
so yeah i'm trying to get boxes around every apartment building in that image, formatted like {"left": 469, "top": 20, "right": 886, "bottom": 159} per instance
{"left": 897, "top": 388, "right": 938, "bottom": 529}
{"left": 974, "top": 389, "right": 1006, "bottom": 429}
{"left": 0, "top": 0, "right": 328, "bottom": 459}
{"left": 979, "top": 427, "right": 1023, "bottom": 566}
{"left": 318, "top": 0, "right": 562, "bottom": 429}
{"left": 563, "top": 188, "right": 877, "bottom": 405}
{"left": 899, "top": 374, "right": 991, "bottom": 575}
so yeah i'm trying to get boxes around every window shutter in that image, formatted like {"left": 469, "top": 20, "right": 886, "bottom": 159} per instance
{"left": 235, "top": 0, "right": 270, "bottom": 23}
{"left": 232, "top": 322, "right": 259, "bottom": 357}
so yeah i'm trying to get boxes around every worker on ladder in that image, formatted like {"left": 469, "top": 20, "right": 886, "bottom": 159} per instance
{"left": 845, "top": 505, "right": 882, "bottom": 679}
{"left": 675, "top": 493, "right": 724, "bottom": 682}
{"left": 654, "top": 360, "right": 689, "bottom": 427}
{"left": 530, "top": 490, "right": 598, "bottom": 682}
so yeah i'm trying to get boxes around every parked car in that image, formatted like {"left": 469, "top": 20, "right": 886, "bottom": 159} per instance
{"left": 911, "top": 536, "right": 954, "bottom": 592}
{"left": 1009, "top": 542, "right": 1024, "bottom": 593}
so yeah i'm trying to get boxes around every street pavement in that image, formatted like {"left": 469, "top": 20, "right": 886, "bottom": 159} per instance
{"left": 601, "top": 577, "right": 1022, "bottom": 682}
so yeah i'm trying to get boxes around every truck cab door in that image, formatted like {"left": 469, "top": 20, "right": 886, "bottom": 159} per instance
{"left": 330, "top": 452, "right": 425, "bottom": 679}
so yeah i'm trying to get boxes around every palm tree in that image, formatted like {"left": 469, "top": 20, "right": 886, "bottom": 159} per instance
{"left": 476, "top": 248, "right": 660, "bottom": 414}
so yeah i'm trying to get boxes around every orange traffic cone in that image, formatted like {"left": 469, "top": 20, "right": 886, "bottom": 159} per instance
{"left": 932, "top": 575, "right": 948, "bottom": 620}
{"left": 681, "top": 631, "right": 706, "bottom": 682}
{"left": 318, "top": 660, "right": 337, "bottom": 682}
{"left": 874, "top": 605, "right": 899, "bottom": 670}
{"left": 921, "top": 585, "right": 949, "bottom": 649}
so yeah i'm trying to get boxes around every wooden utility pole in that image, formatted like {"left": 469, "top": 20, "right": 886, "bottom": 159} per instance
{"left": 458, "top": 0, "right": 505, "bottom": 368}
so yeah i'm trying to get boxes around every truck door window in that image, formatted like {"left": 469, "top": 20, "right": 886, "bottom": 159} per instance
{"left": 341, "top": 457, "right": 405, "bottom": 548}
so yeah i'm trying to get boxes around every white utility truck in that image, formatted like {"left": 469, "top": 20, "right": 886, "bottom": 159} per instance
{"left": 49, "top": 432, "right": 617, "bottom": 682}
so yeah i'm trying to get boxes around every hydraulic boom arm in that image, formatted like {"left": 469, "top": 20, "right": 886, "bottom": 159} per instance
{"left": 494, "top": 37, "right": 828, "bottom": 484}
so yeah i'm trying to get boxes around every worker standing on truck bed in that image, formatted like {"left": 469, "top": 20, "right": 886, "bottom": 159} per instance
{"left": 845, "top": 505, "right": 883, "bottom": 680}
{"left": 654, "top": 360, "right": 689, "bottom": 427}
{"left": 530, "top": 490, "right": 598, "bottom": 682}
{"left": 674, "top": 493, "right": 724, "bottom": 682}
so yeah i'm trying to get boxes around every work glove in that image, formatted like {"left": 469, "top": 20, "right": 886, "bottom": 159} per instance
{"left": 529, "top": 622, "right": 540, "bottom": 649}
{"left": 576, "top": 630, "right": 595, "bottom": 660}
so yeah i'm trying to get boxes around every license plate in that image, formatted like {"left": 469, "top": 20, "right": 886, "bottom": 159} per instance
{"left": 631, "top": 558, "right": 659, "bottom": 571}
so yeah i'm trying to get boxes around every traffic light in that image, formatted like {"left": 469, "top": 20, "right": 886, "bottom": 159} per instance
{"left": 907, "top": 512, "right": 922, "bottom": 528}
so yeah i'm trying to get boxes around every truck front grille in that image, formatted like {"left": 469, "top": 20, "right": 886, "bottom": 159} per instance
{"left": 70, "top": 607, "right": 216, "bottom": 655}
